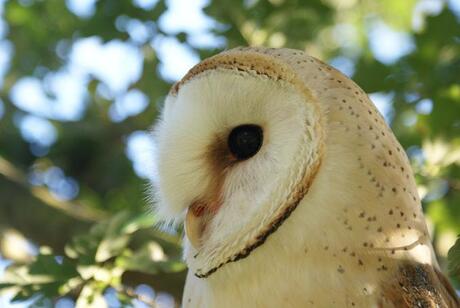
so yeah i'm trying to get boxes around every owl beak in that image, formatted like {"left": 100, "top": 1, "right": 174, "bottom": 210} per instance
{"left": 185, "top": 201, "right": 212, "bottom": 249}
{"left": 185, "top": 206, "right": 204, "bottom": 249}
{"left": 184, "top": 200, "right": 219, "bottom": 249}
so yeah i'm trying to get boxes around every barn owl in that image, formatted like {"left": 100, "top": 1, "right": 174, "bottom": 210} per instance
{"left": 151, "top": 47, "right": 459, "bottom": 307}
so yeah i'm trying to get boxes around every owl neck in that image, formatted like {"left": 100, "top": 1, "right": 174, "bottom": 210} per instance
{"left": 182, "top": 179, "right": 435, "bottom": 307}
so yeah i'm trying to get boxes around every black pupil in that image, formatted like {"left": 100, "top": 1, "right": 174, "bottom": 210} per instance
{"left": 228, "top": 124, "right": 263, "bottom": 160}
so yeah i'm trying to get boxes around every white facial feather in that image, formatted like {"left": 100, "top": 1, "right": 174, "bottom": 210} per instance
{"left": 154, "top": 68, "right": 321, "bottom": 275}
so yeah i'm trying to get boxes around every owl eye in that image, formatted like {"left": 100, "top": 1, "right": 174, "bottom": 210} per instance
{"left": 228, "top": 124, "right": 263, "bottom": 160}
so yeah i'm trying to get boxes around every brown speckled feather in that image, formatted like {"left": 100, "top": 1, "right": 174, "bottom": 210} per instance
{"left": 380, "top": 263, "right": 459, "bottom": 307}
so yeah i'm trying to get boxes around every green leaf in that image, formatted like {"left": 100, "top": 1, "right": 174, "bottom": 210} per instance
{"left": 95, "top": 235, "right": 130, "bottom": 263}
{"left": 0, "top": 264, "right": 34, "bottom": 287}
{"left": 95, "top": 211, "right": 155, "bottom": 262}
{"left": 75, "top": 282, "right": 108, "bottom": 308}
{"left": 448, "top": 236, "right": 460, "bottom": 279}
{"left": 0, "top": 253, "right": 79, "bottom": 302}
{"left": 29, "top": 254, "right": 78, "bottom": 281}
{"left": 29, "top": 296, "right": 53, "bottom": 308}
{"left": 65, "top": 233, "right": 99, "bottom": 263}
{"left": 11, "top": 287, "right": 37, "bottom": 303}
{"left": 65, "top": 211, "right": 155, "bottom": 263}
{"left": 116, "top": 242, "right": 185, "bottom": 275}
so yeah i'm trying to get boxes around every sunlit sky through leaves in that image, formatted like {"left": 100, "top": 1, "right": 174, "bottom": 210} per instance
{"left": 1, "top": 0, "right": 458, "bottom": 189}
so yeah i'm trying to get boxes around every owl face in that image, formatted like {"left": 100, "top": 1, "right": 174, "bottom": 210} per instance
{"left": 153, "top": 58, "right": 323, "bottom": 277}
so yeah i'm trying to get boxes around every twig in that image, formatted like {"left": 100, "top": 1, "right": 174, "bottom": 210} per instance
{"left": 114, "top": 284, "right": 159, "bottom": 308}
{"left": 0, "top": 155, "right": 107, "bottom": 222}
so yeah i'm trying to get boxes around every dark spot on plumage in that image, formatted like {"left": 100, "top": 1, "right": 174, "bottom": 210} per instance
{"left": 337, "top": 266, "right": 345, "bottom": 273}
{"left": 382, "top": 262, "right": 459, "bottom": 307}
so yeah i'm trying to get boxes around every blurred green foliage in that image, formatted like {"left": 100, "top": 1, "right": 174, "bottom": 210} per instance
{"left": 0, "top": 0, "right": 459, "bottom": 306}
{"left": 0, "top": 211, "right": 184, "bottom": 306}
{"left": 450, "top": 237, "right": 460, "bottom": 280}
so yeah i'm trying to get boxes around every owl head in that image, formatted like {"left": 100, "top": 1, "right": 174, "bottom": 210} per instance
{"left": 151, "top": 47, "right": 428, "bottom": 279}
